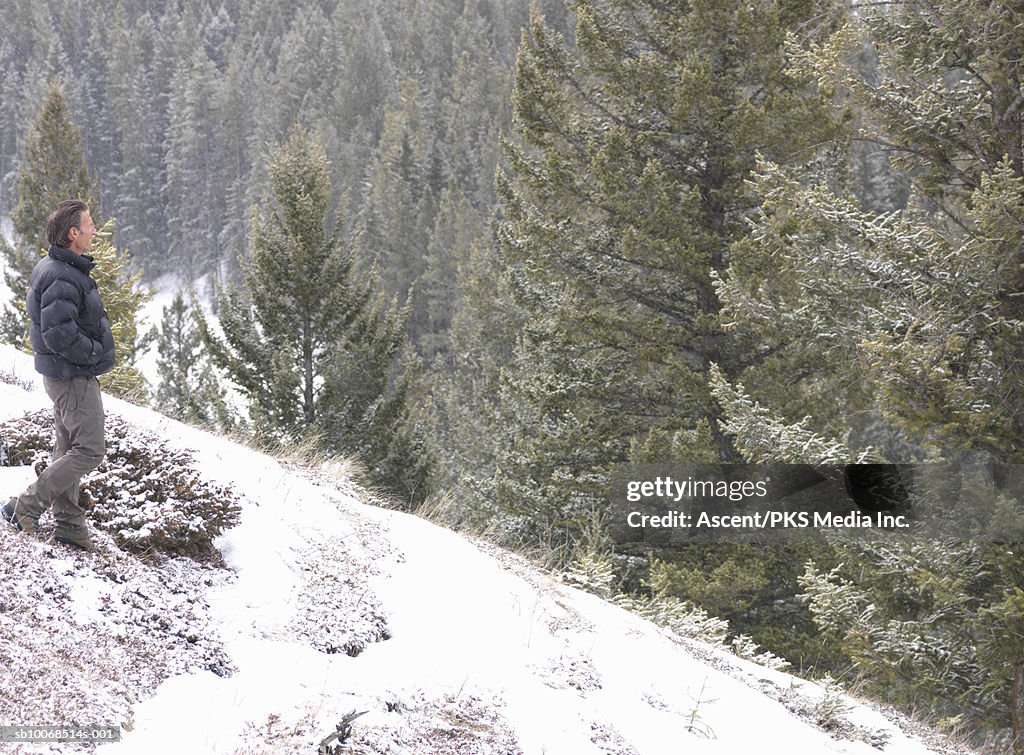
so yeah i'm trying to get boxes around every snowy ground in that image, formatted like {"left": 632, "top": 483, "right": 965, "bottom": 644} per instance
{"left": 0, "top": 346, "right": 969, "bottom": 754}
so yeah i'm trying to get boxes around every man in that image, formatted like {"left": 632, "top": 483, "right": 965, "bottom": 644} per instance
{"left": 2, "top": 200, "right": 114, "bottom": 552}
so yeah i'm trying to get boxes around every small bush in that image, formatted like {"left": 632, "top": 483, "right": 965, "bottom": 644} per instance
{"left": 813, "top": 674, "right": 852, "bottom": 731}
{"left": 0, "top": 411, "right": 51, "bottom": 470}
{"left": 0, "top": 410, "right": 241, "bottom": 561}
{"left": 0, "top": 368, "right": 35, "bottom": 392}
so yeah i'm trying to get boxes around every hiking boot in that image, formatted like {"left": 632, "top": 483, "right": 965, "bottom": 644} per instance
{"left": 53, "top": 530, "right": 96, "bottom": 552}
{"left": 3, "top": 499, "right": 38, "bottom": 535}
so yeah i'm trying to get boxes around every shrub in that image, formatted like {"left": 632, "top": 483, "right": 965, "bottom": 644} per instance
{"left": 0, "top": 410, "right": 241, "bottom": 561}
{"left": 0, "top": 411, "right": 51, "bottom": 471}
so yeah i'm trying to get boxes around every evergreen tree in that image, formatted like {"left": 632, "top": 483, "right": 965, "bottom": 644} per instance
{"left": 3, "top": 77, "right": 100, "bottom": 345}
{"left": 431, "top": 227, "right": 526, "bottom": 520}
{"left": 268, "top": 3, "right": 333, "bottom": 140}
{"left": 353, "top": 78, "right": 440, "bottom": 349}
{"left": 198, "top": 125, "right": 429, "bottom": 504}
{"left": 163, "top": 44, "right": 224, "bottom": 280}
{"left": 713, "top": 1, "right": 1024, "bottom": 746}
{"left": 418, "top": 180, "right": 485, "bottom": 361}
{"left": 199, "top": 2, "right": 236, "bottom": 71}
{"left": 400, "top": 0, "right": 460, "bottom": 96}
{"left": 441, "top": 1, "right": 510, "bottom": 208}
{"left": 154, "top": 290, "right": 234, "bottom": 428}
{"left": 0, "top": 40, "right": 21, "bottom": 211}
{"left": 106, "top": 6, "right": 168, "bottom": 269}
{"left": 326, "top": 0, "right": 395, "bottom": 179}
{"left": 218, "top": 31, "right": 264, "bottom": 277}
{"left": 89, "top": 220, "right": 153, "bottom": 401}
{"left": 481, "top": 0, "right": 842, "bottom": 538}
{"left": 75, "top": 8, "right": 119, "bottom": 210}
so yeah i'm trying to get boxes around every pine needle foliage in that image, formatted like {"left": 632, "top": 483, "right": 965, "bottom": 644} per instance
{"left": 88, "top": 221, "right": 152, "bottom": 401}
{"left": 154, "top": 291, "right": 235, "bottom": 429}
{"left": 714, "top": 1, "right": 1024, "bottom": 746}
{"left": 2, "top": 77, "right": 101, "bottom": 346}
{"left": 486, "top": 0, "right": 845, "bottom": 539}
{"left": 198, "top": 124, "right": 429, "bottom": 505}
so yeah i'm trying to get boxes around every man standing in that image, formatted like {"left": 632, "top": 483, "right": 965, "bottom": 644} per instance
{"left": 2, "top": 200, "right": 114, "bottom": 552}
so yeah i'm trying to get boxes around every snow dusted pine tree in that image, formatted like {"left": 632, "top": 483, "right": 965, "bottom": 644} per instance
{"left": 163, "top": 44, "right": 224, "bottom": 282}
{"left": 85, "top": 221, "right": 152, "bottom": 401}
{"left": 2, "top": 78, "right": 100, "bottom": 346}
{"left": 198, "top": 125, "right": 430, "bottom": 506}
{"left": 154, "top": 291, "right": 233, "bottom": 429}
{"left": 482, "top": 0, "right": 842, "bottom": 538}
{"left": 712, "top": 1, "right": 1024, "bottom": 748}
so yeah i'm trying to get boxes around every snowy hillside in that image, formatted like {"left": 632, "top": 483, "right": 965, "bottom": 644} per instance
{"left": 0, "top": 345, "right": 961, "bottom": 755}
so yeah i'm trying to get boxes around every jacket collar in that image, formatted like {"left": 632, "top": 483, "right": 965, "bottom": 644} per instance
{"left": 48, "top": 244, "right": 96, "bottom": 274}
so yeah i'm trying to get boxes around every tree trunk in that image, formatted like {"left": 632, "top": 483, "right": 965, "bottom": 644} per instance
{"left": 1014, "top": 661, "right": 1024, "bottom": 755}
{"left": 303, "top": 319, "right": 314, "bottom": 427}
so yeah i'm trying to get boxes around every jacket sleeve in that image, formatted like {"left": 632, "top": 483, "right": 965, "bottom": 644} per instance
{"left": 37, "top": 278, "right": 104, "bottom": 367}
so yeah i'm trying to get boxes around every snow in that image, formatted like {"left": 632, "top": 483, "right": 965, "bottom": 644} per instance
{"left": 0, "top": 344, "right": 960, "bottom": 754}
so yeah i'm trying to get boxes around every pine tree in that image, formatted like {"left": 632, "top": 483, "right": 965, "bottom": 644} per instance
{"left": 418, "top": 180, "right": 485, "bottom": 362}
{"left": 163, "top": 45, "right": 224, "bottom": 281}
{"left": 440, "top": 1, "right": 510, "bottom": 208}
{"left": 430, "top": 223, "right": 527, "bottom": 528}
{"left": 320, "top": 0, "right": 396, "bottom": 215}
{"left": 77, "top": 17, "right": 113, "bottom": 208}
{"left": 106, "top": 6, "right": 168, "bottom": 270}
{"left": 0, "top": 39, "right": 22, "bottom": 212}
{"left": 154, "top": 290, "right": 234, "bottom": 428}
{"left": 88, "top": 220, "right": 153, "bottom": 401}
{"left": 2, "top": 77, "right": 101, "bottom": 345}
{"left": 713, "top": 1, "right": 1024, "bottom": 746}
{"left": 269, "top": 3, "right": 334, "bottom": 140}
{"left": 353, "top": 78, "right": 440, "bottom": 349}
{"left": 795, "top": 466, "right": 1024, "bottom": 746}
{"left": 392, "top": 0, "right": 461, "bottom": 101}
{"left": 198, "top": 124, "right": 428, "bottom": 504}
{"left": 481, "top": 0, "right": 842, "bottom": 538}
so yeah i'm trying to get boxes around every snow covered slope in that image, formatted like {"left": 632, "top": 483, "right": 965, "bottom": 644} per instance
{"left": 0, "top": 345, "right": 960, "bottom": 755}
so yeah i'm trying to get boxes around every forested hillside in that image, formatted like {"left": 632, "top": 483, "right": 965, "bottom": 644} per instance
{"left": 0, "top": 0, "right": 568, "bottom": 503}
{"left": 0, "top": 0, "right": 564, "bottom": 314}
{"left": 1, "top": 1, "right": 1022, "bottom": 751}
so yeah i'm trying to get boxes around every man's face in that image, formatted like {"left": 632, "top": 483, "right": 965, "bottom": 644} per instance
{"left": 68, "top": 210, "right": 97, "bottom": 255}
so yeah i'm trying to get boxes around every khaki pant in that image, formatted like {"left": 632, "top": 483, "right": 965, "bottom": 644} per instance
{"left": 14, "top": 376, "right": 105, "bottom": 537}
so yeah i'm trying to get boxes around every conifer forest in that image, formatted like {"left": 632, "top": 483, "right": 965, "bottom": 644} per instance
{"left": 1, "top": 0, "right": 1023, "bottom": 751}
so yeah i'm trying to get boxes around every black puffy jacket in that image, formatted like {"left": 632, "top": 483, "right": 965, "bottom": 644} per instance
{"left": 27, "top": 245, "right": 115, "bottom": 379}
